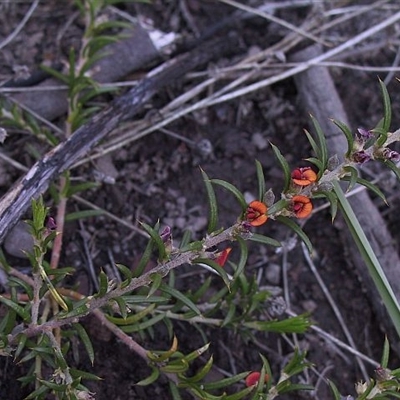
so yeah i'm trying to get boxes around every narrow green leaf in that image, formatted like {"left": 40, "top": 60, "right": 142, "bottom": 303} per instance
{"left": 344, "top": 165, "right": 360, "bottom": 192}
{"left": 201, "top": 168, "right": 218, "bottom": 233}
{"left": 8, "top": 276, "right": 33, "bottom": 300}
{"left": 331, "top": 119, "right": 354, "bottom": 158}
{"left": 133, "top": 238, "right": 154, "bottom": 277}
{"left": 279, "top": 383, "right": 314, "bottom": 394}
{"left": 276, "top": 216, "right": 312, "bottom": 253}
{"left": 255, "top": 160, "right": 266, "bottom": 202}
{"left": 0, "top": 296, "right": 30, "bottom": 322}
{"left": 38, "top": 379, "right": 68, "bottom": 391}
{"left": 243, "top": 315, "right": 312, "bottom": 333}
{"left": 160, "top": 359, "right": 189, "bottom": 374}
{"left": 328, "top": 380, "right": 342, "bottom": 400}
{"left": 147, "top": 335, "right": 178, "bottom": 363}
{"left": 96, "top": 270, "right": 109, "bottom": 297}
{"left": 121, "top": 313, "right": 165, "bottom": 333}
{"left": 342, "top": 176, "right": 387, "bottom": 204}
{"left": 267, "top": 198, "right": 289, "bottom": 216}
{"left": 58, "top": 303, "right": 90, "bottom": 319}
{"left": 148, "top": 273, "right": 163, "bottom": 298}
{"left": 107, "top": 304, "right": 156, "bottom": 325}
{"left": 123, "top": 295, "right": 168, "bottom": 304}
{"left": 319, "top": 190, "right": 338, "bottom": 221}
{"left": 249, "top": 233, "right": 281, "bottom": 248}
{"left": 14, "top": 334, "right": 27, "bottom": 360}
{"left": 65, "top": 209, "right": 104, "bottom": 222}
{"left": 40, "top": 65, "right": 69, "bottom": 84}
{"left": 69, "top": 368, "right": 102, "bottom": 381}
{"left": 210, "top": 179, "right": 247, "bottom": 210}
{"left": 303, "top": 129, "right": 320, "bottom": 163}
{"left": 116, "top": 263, "right": 133, "bottom": 287}
{"left": 270, "top": 142, "right": 291, "bottom": 192}
{"left": 221, "top": 302, "right": 236, "bottom": 327}
{"left": 183, "top": 355, "right": 214, "bottom": 383}
{"left": 193, "top": 258, "right": 231, "bottom": 289}
{"left": 74, "top": 323, "right": 94, "bottom": 365}
{"left": 222, "top": 386, "right": 256, "bottom": 400}
{"left": 201, "top": 372, "right": 250, "bottom": 390}
{"left": 183, "top": 342, "right": 211, "bottom": 363}
{"left": 381, "top": 336, "right": 390, "bottom": 368}
{"left": 112, "top": 296, "right": 128, "bottom": 319}
{"left": 140, "top": 222, "right": 167, "bottom": 261}
{"left": 160, "top": 284, "right": 201, "bottom": 316}
{"left": 310, "top": 114, "right": 328, "bottom": 172}
{"left": 259, "top": 354, "right": 273, "bottom": 391}
{"left": 378, "top": 78, "right": 392, "bottom": 140}
{"left": 380, "top": 159, "right": 400, "bottom": 180}
{"left": 24, "top": 384, "right": 49, "bottom": 399}
{"left": 304, "top": 157, "right": 324, "bottom": 172}
{"left": 136, "top": 366, "right": 160, "bottom": 386}
{"left": 233, "top": 237, "right": 248, "bottom": 280}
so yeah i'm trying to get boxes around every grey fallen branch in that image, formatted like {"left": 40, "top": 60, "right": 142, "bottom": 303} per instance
{"left": 0, "top": 33, "right": 240, "bottom": 243}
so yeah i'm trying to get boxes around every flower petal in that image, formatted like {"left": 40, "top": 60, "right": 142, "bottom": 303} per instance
{"left": 245, "top": 201, "right": 268, "bottom": 226}
{"left": 215, "top": 247, "right": 232, "bottom": 267}
{"left": 291, "top": 167, "right": 317, "bottom": 186}
{"left": 245, "top": 371, "right": 269, "bottom": 387}
{"left": 292, "top": 195, "right": 313, "bottom": 218}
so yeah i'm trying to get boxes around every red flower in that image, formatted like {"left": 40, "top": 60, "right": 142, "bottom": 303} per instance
{"left": 245, "top": 201, "right": 268, "bottom": 227}
{"left": 292, "top": 195, "right": 313, "bottom": 218}
{"left": 215, "top": 247, "right": 232, "bottom": 267}
{"left": 291, "top": 167, "right": 317, "bottom": 186}
{"left": 245, "top": 371, "right": 269, "bottom": 387}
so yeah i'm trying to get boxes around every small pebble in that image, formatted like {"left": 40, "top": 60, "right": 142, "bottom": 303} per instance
{"left": 3, "top": 221, "right": 34, "bottom": 258}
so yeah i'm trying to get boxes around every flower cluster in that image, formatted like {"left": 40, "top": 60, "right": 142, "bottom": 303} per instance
{"left": 244, "top": 167, "right": 316, "bottom": 227}
{"left": 352, "top": 127, "right": 400, "bottom": 164}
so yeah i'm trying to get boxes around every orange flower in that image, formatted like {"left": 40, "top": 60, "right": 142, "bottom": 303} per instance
{"left": 245, "top": 201, "right": 268, "bottom": 226}
{"left": 215, "top": 247, "right": 232, "bottom": 267}
{"left": 292, "top": 195, "right": 313, "bottom": 218}
{"left": 291, "top": 167, "right": 317, "bottom": 186}
{"left": 245, "top": 371, "right": 269, "bottom": 387}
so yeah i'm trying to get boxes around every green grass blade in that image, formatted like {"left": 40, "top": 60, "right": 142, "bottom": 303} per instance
{"left": 333, "top": 180, "right": 400, "bottom": 338}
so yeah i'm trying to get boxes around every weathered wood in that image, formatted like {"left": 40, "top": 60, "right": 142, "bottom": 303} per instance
{"left": 291, "top": 44, "right": 400, "bottom": 353}
{"left": 0, "top": 33, "right": 240, "bottom": 243}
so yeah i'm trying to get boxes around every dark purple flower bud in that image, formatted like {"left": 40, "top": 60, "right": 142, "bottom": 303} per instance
{"left": 160, "top": 226, "right": 172, "bottom": 242}
{"left": 160, "top": 226, "right": 173, "bottom": 255}
{"left": 382, "top": 148, "right": 400, "bottom": 162}
{"left": 357, "top": 128, "right": 373, "bottom": 140}
{"left": 375, "top": 366, "right": 393, "bottom": 382}
{"left": 45, "top": 216, "right": 57, "bottom": 231}
{"left": 352, "top": 150, "right": 371, "bottom": 164}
